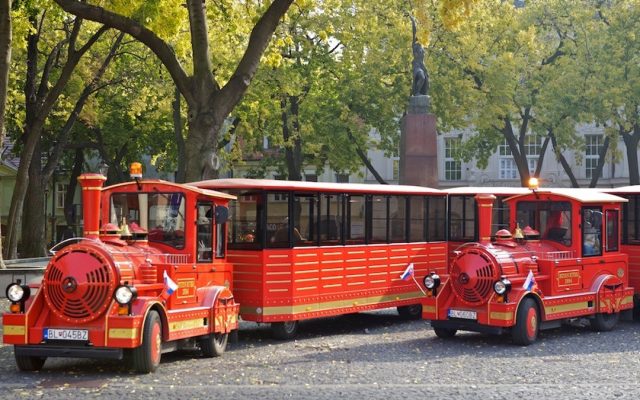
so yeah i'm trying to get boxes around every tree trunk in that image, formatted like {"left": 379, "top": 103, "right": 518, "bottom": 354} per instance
{"left": 501, "top": 119, "right": 530, "bottom": 187}
{"left": 281, "top": 95, "right": 303, "bottom": 181}
{"left": 173, "top": 86, "right": 186, "bottom": 183}
{"left": 548, "top": 128, "right": 579, "bottom": 188}
{"left": 184, "top": 107, "right": 225, "bottom": 182}
{"left": 22, "top": 149, "right": 47, "bottom": 257}
{"left": 534, "top": 136, "right": 550, "bottom": 179}
{"left": 589, "top": 136, "right": 610, "bottom": 188}
{"left": 0, "top": 0, "right": 12, "bottom": 266}
{"left": 623, "top": 124, "right": 640, "bottom": 185}
{"left": 65, "top": 148, "right": 83, "bottom": 227}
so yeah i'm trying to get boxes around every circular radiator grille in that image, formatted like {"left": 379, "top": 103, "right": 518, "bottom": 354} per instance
{"left": 44, "top": 247, "right": 117, "bottom": 323}
{"left": 450, "top": 248, "right": 499, "bottom": 306}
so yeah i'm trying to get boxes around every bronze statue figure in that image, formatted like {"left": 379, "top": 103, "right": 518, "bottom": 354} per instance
{"left": 410, "top": 15, "right": 429, "bottom": 96}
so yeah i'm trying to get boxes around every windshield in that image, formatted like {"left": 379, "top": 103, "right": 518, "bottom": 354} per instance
{"left": 110, "top": 192, "right": 186, "bottom": 249}
{"left": 516, "top": 201, "right": 572, "bottom": 245}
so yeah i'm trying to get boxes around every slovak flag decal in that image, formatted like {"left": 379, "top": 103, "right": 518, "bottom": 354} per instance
{"left": 164, "top": 270, "right": 179, "bottom": 296}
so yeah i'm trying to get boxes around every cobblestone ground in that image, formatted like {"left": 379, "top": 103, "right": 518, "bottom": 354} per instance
{"left": 1, "top": 298, "right": 640, "bottom": 399}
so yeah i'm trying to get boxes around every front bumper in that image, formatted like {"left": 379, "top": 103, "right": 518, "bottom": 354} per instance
{"left": 14, "top": 344, "right": 124, "bottom": 360}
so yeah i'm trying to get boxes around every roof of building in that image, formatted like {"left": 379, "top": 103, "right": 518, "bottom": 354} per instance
{"left": 191, "top": 178, "right": 445, "bottom": 195}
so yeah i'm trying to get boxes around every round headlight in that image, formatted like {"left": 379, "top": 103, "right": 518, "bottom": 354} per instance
{"left": 494, "top": 280, "right": 507, "bottom": 295}
{"left": 424, "top": 276, "right": 435, "bottom": 289}
{"left": 114, "top": 285, "right": 135, "bottom": 305}
{"left": 6, "top": 283, "right": 25, "bottom": 302}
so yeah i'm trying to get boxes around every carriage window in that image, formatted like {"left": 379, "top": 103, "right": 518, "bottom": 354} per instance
{"left": 389, "top": 196, "right": 407, "bottom": 242}
{"left": 428, "top": 196, "right": 447, "bottom": 241}
{"left": 409, "top": 196, "right": 426, "bottom": 242}
{"left": 623, "top": 195, "right": 640, "bottom": 244}
{"left": 371, "top": 195, "right": 388, "bottom": 243}
{"left": 197, "top": 202, "right": 213, "bottom": 262}
{"left": 294, "top": 193, "right": 319, "bottom": 246}
{"left": 319, "top": 193, "right": 343, "bottom": 246}
{"left": 606, "top": 210, "right": 619, "bottom": 252}
{"left": 449, "top": 195, "right": 476, "bottom": 242}
{"left": 110, "top": 192, "right": 185, "bottom": 249}
{"left": 267, "top": 192, "right": 291, "bottom": 248}
{"left": 582, "top": 207, "right": 602, "bottom": 256}
{"left": 228, "top": 191, "right": 263, "bottom": 250}
{"left": 346, "top": 195, "right": 366, "bottom": 244}
{"left": 516, "top": 201, "right": 572, "bottom": 246}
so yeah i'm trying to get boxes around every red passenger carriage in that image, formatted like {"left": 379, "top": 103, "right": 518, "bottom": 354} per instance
{"left": 423, "top": 185, "right": 633, "bottom": 344}
{"left": 192, "top": 179, "right": 448, "bottom": 339}
{"left": 3, "top": 167, "right": 239, "bottom": 372}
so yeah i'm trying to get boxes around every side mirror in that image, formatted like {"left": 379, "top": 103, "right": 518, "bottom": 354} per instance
{"left": 215, "top": 206, "right": 229, "bottom": 224}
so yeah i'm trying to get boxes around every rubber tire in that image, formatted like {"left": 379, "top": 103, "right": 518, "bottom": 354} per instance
{"left": 397, "top": 304, "right": 422, "bottom": 320}
{"left": 272, "top": 321, "right": 299, "bottom": 340}
{"left": 433, "top": 327, "right": 457, "bottom": 339}
{"left": 15, "top": 352, "right": 46, "bottom": 372}
{"left": 590, "top": 312, "right": 620, "bottom": 332}
{"left": 132, "top": 310, "right": 162, "bottom": 373}
{"left": 512, "top": 298, "right": 539, "bottom": 346}
{"left": 200, "top": 332, "right": 229, "bottom": 357}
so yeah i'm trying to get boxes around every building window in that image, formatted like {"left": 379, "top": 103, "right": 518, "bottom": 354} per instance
{"left": 586, "top": 134, "right": 603, "bottom": 179}
{"left": 336, "top": 173, "right": 349, "bottom": 183}
{"left": 525, "top": 135, "right": 542, "bottom": 174}
{"left": 444, "top": 137, "right": 461, "bottom": 181}
{"left": 499, "top": 158, "right": 518, "bottom": 180}
{"left": 305, "top": 174, "right": 318, "bottom": 182}
{"left": 56, "top": 183, "right": 68, "bottom": 209}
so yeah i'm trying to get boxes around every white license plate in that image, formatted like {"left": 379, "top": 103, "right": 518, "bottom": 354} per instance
{"left": 448, "top": 309, "right": 477, "bottom": 320}
{"left": 44, "top": 328, "right": 89, "bottom": 341}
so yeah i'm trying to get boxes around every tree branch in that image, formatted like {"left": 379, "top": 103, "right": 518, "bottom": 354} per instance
{"left": 53, "top": 0, "right": 194, "bottom": 105}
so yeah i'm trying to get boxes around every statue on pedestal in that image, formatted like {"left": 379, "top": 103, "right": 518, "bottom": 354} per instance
{"left": 410, "top": 15, "right": 429, "bottom": 97}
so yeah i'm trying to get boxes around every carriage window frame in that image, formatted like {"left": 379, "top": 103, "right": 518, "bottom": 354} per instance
{"left": 427, "top": 196, "right": 447, "bottom": 242}
{"left": 196, "top": 201, "right": 213, "bottom": 262}
{"left": 582, "top": 206, "right": 603, "bottom": 257}
{"left": 227, "top": 190, "right": 264, "bottom": 250}
{"left": 448, "top": 195, "right": 477, "bottom": 242}
{"left": 605, "top": 209, "right": 619, "bottom": 252}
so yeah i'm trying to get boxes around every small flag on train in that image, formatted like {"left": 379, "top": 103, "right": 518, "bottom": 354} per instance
{"left": 164, "top": 270, "right": 179, "bottom": 296}
{"left": 400, "top": 263, "right": 415, "bottom": 281}
{"left": 523, "top": 269, "right": 536, "bottom": 291}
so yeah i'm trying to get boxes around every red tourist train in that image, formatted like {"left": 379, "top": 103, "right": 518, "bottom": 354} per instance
{"left": 423, "top": 181, "right": 634, "bottom": 344}
{"left": 4, "top": 171, "right": 640, "bottom": 372}
{"left": 3, "top": 165, "right": 239, "bottom": 372}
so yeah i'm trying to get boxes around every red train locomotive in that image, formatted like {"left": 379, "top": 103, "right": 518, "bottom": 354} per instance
{"left": 422, "top": 183, "right": 634, "bottom": 344}
{"left": 3, "top": 166, "right": 239, "bottom": 372}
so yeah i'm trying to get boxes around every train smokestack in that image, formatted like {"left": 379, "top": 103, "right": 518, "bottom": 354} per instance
{"left": 78, "top": 173, "right": 107, "bottom": 239}
{"left": 475, "top": 194, "right": 496, "bottom": 243}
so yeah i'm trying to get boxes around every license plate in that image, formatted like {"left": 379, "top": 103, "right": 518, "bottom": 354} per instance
{"left": 448, "top": 309, "right": 477, "bottom": 320}
{"left": 44, "top": 328, "right": 89, "bottom": 341}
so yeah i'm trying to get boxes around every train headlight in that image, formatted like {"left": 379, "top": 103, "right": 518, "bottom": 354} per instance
{"left": 423, "top": 272, "right": 441, "bottom": 290}
{"left": 494, "top": 281, "right": 507, "bottom": 295}
{"left": 6, "top": 282, "right": 30, "bottom": 303}
{"left": 114, "top": 285, "right": 137, "bottom": 305}
{"left": 494, "top": 276, "right": 512, "bottom": 296}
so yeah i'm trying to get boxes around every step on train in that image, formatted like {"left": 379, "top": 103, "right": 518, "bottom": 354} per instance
{"left": 4, "top": 167, "right": 640, "bottom": 372}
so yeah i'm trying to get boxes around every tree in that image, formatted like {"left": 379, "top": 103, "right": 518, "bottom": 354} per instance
{"left": 227, "top": 0, "right": 410, "bottom": 181}
{"left": 3, "top": 4, "right": 109, "bottom": 259}
{"left": 54, "top": 0, "right": 295, "bottom": 183}
{"left": 0, "top": 0, "right": 11, "bottom": 265}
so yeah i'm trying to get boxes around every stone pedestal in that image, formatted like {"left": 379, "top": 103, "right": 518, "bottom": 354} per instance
{"left": 399, "top": 96, "right": 438, "bottom": 188}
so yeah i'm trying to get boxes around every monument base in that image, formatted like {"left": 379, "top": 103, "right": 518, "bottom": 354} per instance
{"left": 399, "top": 110, "right": 438, "bottom": 188}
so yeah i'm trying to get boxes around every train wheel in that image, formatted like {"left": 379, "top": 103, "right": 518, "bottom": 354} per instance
{"left": 15, "top": 352, "right": 46, "bottom": 372}
{"left": 433, "top": 327, "right": 457, "bottom": 339}
{"left": 590, "top": 312, "right": 619, "bottom": 332}
{"left": 512, "top": 298, "right": 539, "bottom": 346}
{"left": 272, "top": 321, "right": 299, "bottom": 340}
{"left": 132, "top": 310, "right": 162, "bottom": 373}
{"left": 397, "top": 304, "right": 422, "bottom": 320}
{"left": 200, "top": 332, "right": 229, "bottom": 357}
